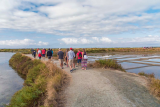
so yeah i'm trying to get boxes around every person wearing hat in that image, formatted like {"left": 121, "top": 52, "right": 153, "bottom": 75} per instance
{"left": 57, "top": 48, "right": 64, "bottom": 69}
{"left": 68, "top": 48, "right": 75, "bottom": 73}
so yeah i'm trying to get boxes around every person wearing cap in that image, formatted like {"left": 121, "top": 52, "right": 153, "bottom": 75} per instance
{"left": 57, "top": 48, "right": 64, "bottom": 69}
{"left": 68, "top": 48, "right": 75, "bottom": 73}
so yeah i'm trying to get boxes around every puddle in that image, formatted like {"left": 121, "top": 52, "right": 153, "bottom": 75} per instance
{"left": 0, "top": 53, "right": 24, "bottom": 107}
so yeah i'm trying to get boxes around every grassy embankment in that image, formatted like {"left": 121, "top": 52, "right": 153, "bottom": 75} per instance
{"left": 7, "top": 53, "right": 67, "bottom": 107}
{"left": 138, "top": 72, "right": 160, "bottom": 99}
{"left": 88, "top": 59, "right": 126, "bottom": 72}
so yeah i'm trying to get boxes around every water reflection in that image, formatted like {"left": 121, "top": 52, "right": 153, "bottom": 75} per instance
{"left": 0, "top": 53, "right": 24, "bottom": 107}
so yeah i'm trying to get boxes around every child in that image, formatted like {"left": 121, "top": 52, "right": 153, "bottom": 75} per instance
{"left": 38, "top": 53, "right": 42, "bottom": 59}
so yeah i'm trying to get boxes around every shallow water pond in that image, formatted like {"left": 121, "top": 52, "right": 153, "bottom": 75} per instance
{"left": 127, "top": 66, "right": 160, "bottom": 79}
{"left": 119, "top": 62, "right": 147, "bottom": 69}
{"left": 0, "top": 53, "right": 24, "bottom": 107}
{"left": 88, "top": 52, "right": 160, "bottom": 78}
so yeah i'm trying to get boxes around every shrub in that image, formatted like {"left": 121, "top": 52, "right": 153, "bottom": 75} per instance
{"left": 88, "top": 59, "right": 126, "bottom": 72}
{"left": 8, "top": 53, "right": 66, "bottom": 107}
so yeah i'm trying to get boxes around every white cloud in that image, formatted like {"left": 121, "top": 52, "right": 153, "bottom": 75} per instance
{"left": 60, "top": 37, "right": 112, "bottom": 44}
{"left": 100, "top": 37, "right": 112, "bottom": 43}
{"left": 130, "top": 35, "right": 160, "bottom": 43}
{"left": 0, "top": 0, "right": 160, "bottom": 37}
{"left": 92, "top": 37, "right": 99, "bottom": 42}
{"left": 0, "top": 39, "right": 48, "bottom": 46}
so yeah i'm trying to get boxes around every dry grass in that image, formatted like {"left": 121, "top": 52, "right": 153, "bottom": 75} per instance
{"left": 138, "top": 72, "right": 155, "bottom": 78}
{"left": 150, "top": 78, "right": 160, "bottom": 98}
{"left": 138, "top": 71, "right": 160, "bottom": 99}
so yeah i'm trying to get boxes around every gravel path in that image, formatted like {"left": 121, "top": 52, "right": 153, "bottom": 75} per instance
{"left": 26, "top": 54, "right": 160, "bottom": 107}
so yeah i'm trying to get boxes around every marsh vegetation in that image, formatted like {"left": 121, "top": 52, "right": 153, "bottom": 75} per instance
{"left": 8, "top": 53, "right": 67, "bottom": 107}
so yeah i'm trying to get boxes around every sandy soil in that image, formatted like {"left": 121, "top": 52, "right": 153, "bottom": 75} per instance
{"left": 26, "top": 54, "right": 160, "bottom": 107}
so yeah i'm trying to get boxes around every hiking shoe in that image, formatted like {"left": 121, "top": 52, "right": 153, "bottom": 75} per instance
{"left": 70, "top": 69, "right": 73, "bottom": 73}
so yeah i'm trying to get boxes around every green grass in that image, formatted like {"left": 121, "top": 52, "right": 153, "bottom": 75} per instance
{"left": 88, "top": 59, "right": 126, "bottom": 72}
{"left": 8, "top": 53, "right": 66, "bottom": 107}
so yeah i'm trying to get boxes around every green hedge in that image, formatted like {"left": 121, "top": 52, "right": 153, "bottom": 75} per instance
{"left": 8, "top": 53, "right": 48, "bottom": 107}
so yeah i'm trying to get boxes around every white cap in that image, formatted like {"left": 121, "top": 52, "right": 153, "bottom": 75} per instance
{"left": 59, "top": 48, "right": 61, "bottom": 50}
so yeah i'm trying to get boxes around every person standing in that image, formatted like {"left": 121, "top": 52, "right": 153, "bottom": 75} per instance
{"left": 47, "top": 48, "right": 52, "bottom": 61}
{"left": 31, "top": 48, "right": 34, "bottom": 56}
{"left": 37, "top": 48, "right": 39, "bottom": 54}
{"left": 72, "top": 49, "right": 76, "bottom": 70}
{"left": 42, "top": 48, "right": 46, "bottom": 60}
{"left": 76, "top": 49, "right": 82, "bottom": 67}
{"left": 81, "top": 48, "right": 88, "bottom": 70}
{"left": 64, "top": 48, "right": 69, "bottom": 67}
{"left": 33, "top": 50, "right": 36, "bottom": 58}
{"left": 68, "top": 48, "right": 75, "bottom": 73}
{"left": 38, "top": 52, "right": 42, "bottom": 59}
{"left": 57, "top": 48, "right": 64, "bottom": 69}
{"left": 38, "top": 49, "right": 41, "bottom": 54}
{"left": 51, "top": 49, "right": 54, "bottom": 62}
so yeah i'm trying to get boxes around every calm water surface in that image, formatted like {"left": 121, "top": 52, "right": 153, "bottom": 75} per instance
{"left": 0, "top": 53, "right": 24, "bottom": 107}
{"left": 88, "top": 52, "right": 160, "bottom": 78}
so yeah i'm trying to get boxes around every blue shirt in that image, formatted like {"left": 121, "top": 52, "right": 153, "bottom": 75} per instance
{"left": 68, "top": 50, "right": 75, "bottom": 59}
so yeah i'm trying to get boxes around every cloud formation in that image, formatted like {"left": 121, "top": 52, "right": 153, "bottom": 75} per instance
{"left": 0, "top": 39, "right": 48, "bottom": 46}
{"left": 0, "top": 0, "right": 160, "bottom": 37}
{"left": 60, "top": 37, "right": 112, "bottom": 44}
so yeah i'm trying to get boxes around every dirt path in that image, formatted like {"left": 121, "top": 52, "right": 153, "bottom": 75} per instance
{"left": 26, "top": 54, "right": 160, "bottom": 107}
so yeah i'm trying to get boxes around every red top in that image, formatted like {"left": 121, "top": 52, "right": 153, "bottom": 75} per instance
{"left": 77, "top": 52, "right": 82, "bottom": 59}
{"left": 38, "top": 53, "right": 41, "bottom": 57}
{"left": 42, "top": 49, "right": 46, "bottom": 54}
{"left": 37, "top": 49, "right": 39, "bottom": 52}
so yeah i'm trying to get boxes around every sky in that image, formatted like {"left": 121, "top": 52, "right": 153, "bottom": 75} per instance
{"left": 0, "top": 0, "right": 160, "bottom": 48}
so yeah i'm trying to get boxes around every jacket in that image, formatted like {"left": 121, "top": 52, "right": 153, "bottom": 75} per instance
{"left": 47, "top": 50, "right": 52, "bottom": 56}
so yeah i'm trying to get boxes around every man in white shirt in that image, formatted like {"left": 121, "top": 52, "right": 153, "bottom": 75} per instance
{"left": 68, "top": 48, "right": 75, "bottom": 73}
{"left": 38, "top": 49, "right": 41, "bottom": 54}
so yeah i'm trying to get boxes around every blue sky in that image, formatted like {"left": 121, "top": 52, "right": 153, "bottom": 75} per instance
{"left": 0, "top": 0, "right": 160, "bottom": 48}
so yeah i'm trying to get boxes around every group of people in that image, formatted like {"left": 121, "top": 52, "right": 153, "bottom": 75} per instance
{"left": 31, "top": 48, "right": 88, "bottom": 73}
{"left": 31, "top": 48, "right": 53, "bottom": 61}
{"left": 58, "top": 48, "right": 88, "bottom": 73}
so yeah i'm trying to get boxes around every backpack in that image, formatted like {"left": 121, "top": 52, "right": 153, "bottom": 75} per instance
{"left": 79, "top": 52, "right": 82, "bottom": 57}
